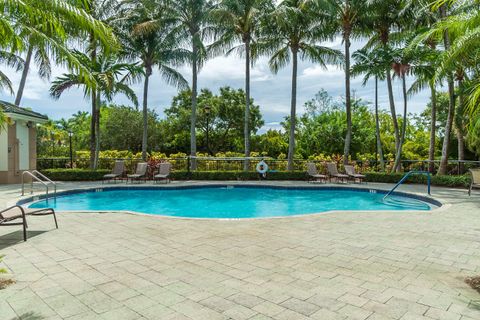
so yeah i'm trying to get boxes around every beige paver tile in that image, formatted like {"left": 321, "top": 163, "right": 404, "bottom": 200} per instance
{"left": 425, "top": 307, "right": 461, "bottom": 320}
{"left": 252, "top": 301, "right": 286, "bottom": 317}
{"left": 337, "top": 304, "right": 373, "bottom": 320}
{"left": 280, "top": 297, "right": 320, "bottom": 316}
{"left": 43, "top": 293, "right": 89, "bottom": 318}
{"left": 99, "top": 306, "right": 141, "bottom": 320}
{"left": 222, "top": 304, "right": 257, "bottom": 320}
{"left": 8, "top": 296, "right": 57, "bottom": 318}
{"left": 1, "top": 182, "right": 480, "bottom": 320}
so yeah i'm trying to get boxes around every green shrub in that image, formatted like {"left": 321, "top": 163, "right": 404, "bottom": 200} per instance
{"left": 171, "top": 171, "right": 307, "bottom": 181}
{"left": 365, "top": 172, "right": 470, "bottom": 188}
{"left": 41, "top": 169, "right": 110, "bottom": 181}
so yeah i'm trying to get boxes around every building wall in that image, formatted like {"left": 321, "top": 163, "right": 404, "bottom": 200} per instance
{"left": 16, "top": 120, "right": 29, "bottom": 171}
{"left": 0, "top": 125, "right": 7, "bottom": 171}
{"left": 0, "top": 120, "right": 38, "bottom": 184}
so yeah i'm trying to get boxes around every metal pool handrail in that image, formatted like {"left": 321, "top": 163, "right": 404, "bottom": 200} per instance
{"left": 383, "top": 171, "right": 431, "bottom": 201}
{"left": 22, "top": 170, "right": 57, "bottom": 200}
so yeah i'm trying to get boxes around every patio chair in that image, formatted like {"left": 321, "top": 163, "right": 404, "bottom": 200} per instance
{"left": 345, "top": 165, "right": 366, "bottom": 184}
{"left": 306, "top": 162, "right": 327, "bottom": 183}
{"left": 468, "top": 168, "right": 480, "bottom": 196}
{"left": 326, "top": 162, "right": 349, "bottom": 183}
{"left": 127, "top": 162, "right": 148, "bottom": 183}
{"left": 103, "top": 160, "right": 125, "bottom": 184}
{"left": 154, "top": 162, "right": 172, "bottom": 184}
{"left": 0, "top": 205, "right": 58, "bottom": 241}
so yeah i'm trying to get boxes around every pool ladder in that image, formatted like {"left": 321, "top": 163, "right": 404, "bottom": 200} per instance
{"left": 22, "top": 170, "right": 57, "bottom": 200}
{"left": 383, "top": 171, "right": 431, "bottom": 201}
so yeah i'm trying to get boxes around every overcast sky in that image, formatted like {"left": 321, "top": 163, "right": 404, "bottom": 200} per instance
{"left": 0, "top": 38, "right": 431, "bottom": 133}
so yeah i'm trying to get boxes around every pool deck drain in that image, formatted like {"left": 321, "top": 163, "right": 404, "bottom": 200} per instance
{"left": 0, "top": 181, "right": 479, "bottom": 320}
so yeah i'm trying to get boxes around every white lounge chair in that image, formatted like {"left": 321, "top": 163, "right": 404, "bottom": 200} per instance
{"left": 103, "top": 160, "right": 125, "bottom": 183}
{"left": 345, "top": 165, "right": 366, "bottom": 184}
{"left": 154, "top": 162, "right": 172, "bottom": 184}
{"left": 326, "top": 162, "right": 349, "bottom": 183}
{"left": 306, "top": 162, "right": 327, "bottom": 183}
{"left": 468, "top": 168, "right": 480, "bottom": 196}
{"left": 127, "top": 162, "right": 148, "bottom": 183}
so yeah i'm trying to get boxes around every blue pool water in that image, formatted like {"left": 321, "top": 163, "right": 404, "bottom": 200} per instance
{"left": 28, "top": 186, "right": 433, "bottom": 218}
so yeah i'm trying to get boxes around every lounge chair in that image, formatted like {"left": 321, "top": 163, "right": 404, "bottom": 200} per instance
{"left": 103, "top": 160, "right": 125, "bottom": 183}
{"left": 0, "top": 205, "right": 58, "bottom": 241}
{"left": 326, "top": 162, "right": 349, "bottom": 183}
{"left": 345, "top": 165, "right": 366, "bottom": 184}
{"left": 127, "top": 162, "right": 148, "bottom": 183}
{"left": 468, "top": 168, "right": 480, "bottom": 196}
{"left": 154, "top": 162, "right": 172, "bottom": 184}
{"left": 306, "top": 162, "right": 327, "bottom": 183}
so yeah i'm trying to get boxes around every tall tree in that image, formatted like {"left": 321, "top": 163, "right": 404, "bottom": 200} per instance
{"left": 352, "top": 47, "right": 387, "bottom": 171}
{"left": 211, "top": 0, "right": 274, "bottom": 171}
{"left": 119, "top": 0, "right": 189, "bottom": 161}
{"left": 0, "top": 0, "right": 115, "bottom": 107}
{"left": 327, "top": 0, "right": 366, "bottom": 165}
{"left": 50, "top": 51, "right": 141, "bottom": 168}
{"left": 72, "top": 0, "right": 122, "bottom": 168}
{"left": 365, "top": 0, "right": 413, "bottom": 155}
{"left": 391, "top": 51, "right": 411, "bottom": 172}
{"left": 175, "top": 0, "right": 216, "bottom": 169}
{"left": 14, "top": 29, "right": 53, "bottom": 106}
{"left": 437, "top": 4, "right": 455, "bottom": 175}
{"left": 407, "top": 44, "right": 440, "bottom": 173}
{"left": 258, "top": 0, "right": 342, "bottom": 171}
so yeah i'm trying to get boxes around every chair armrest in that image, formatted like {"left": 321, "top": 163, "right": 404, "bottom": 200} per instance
{"left": 0, "top": 205, "right": 26, "bottom": 219}
{"left": 1, "top": 205, "right": 25, "bottom": 214}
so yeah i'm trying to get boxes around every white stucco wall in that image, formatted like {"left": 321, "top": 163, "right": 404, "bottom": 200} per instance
{"left": 16, "top": 121, "right": 29, "bottom": 170}
{"left": 0, "top": 126, "right": 7, "bottom": 171}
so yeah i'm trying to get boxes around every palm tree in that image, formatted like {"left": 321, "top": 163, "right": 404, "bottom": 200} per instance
{"left": 258, "top": 0, "right": 342, "bottom": 171}
{"left": 14, "top": 36, "right": 52, "bottom": 106}
{"left": 407, "top": 45, "right": 440, "bottom": 173}
{"left": 0, "top": 50, "right": 24, "bottom": 95}
{"left": 50, "top": 51, "right": 141, "bottom": 168}
{"left": 175, "top": 0, "right": 217, "bottom": 168}
{"left": 417, "top": 0, "right": 480, "bottom": 174}
{"left": 211, "top": 0, "right": 274, "bottom": 171}
{"left": 68, "top": 0, "right": 123, "bottom": 168}
{"left": 119, "top": 0, "right": 189, "bottom": 161}
{"left": 365, "top": 0, "right": 414, "bottom": 155}
{"left": 327, "top": 0, "right": 367, "bottom": 165}
{"left": 351, "top": 47, "right": 387, "bottom": 171}
{"left": 0, "top": 0, "right": 116, "bottom": 99}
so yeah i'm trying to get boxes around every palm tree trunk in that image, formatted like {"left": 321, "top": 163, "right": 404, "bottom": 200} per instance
{"left": 89, "top": 33, "right": 97, "bottom": 169}
{"left": 375, "top": 76, "right": 385, "bottom": 171}
{"left": 438, "top": 5, "right": 455, "bottom": 175}
{"left": 89, "top": 90, "right": 96, "bottom": 169}
{"left": 15, "top": 44, "right": 33, "bottom": 106}
{"left": 94, "top": 92, "right": 101, "bottom": 169}
{"left": 428, "top": 83, "right": 437, "bottom": 173}
{"left": 343, "top": 32, "right": 352, "bottom": 166}
{"left": 142, "top": 67, "right": 151, "bottom": 162}
{"left": 190, "top": 41, "right": 198, "bottom": 170}
{"left": 393, "top": 74, "right": 407, "bottom": 172}
{"left": 287, "top": 48, "right": 298, "bottom": 172}
{"left": 386, "top": 70, "right": 400, "bottom": 153}
{"left": 456, "top": 78, "right": 465, "bottom": 173}
{"left": 243, "top": 39, "right": 251, "bottom": 172}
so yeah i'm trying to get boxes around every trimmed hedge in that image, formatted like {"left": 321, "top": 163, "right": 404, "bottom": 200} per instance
{"left": 41, "top": 168, "right": 471, "bottom": 188}
{"left": 171, "top": 171, "right": 307, "bottom": 180}
{"left": 42, "top": 169, "right": 110, "bottom": 181}
{"left": 365, "top": 172, "right": 470, "bottom": 188}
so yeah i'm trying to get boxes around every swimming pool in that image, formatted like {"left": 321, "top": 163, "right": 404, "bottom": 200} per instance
{"left": 26, "top": 186, "right": 436, "bottom": 219}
